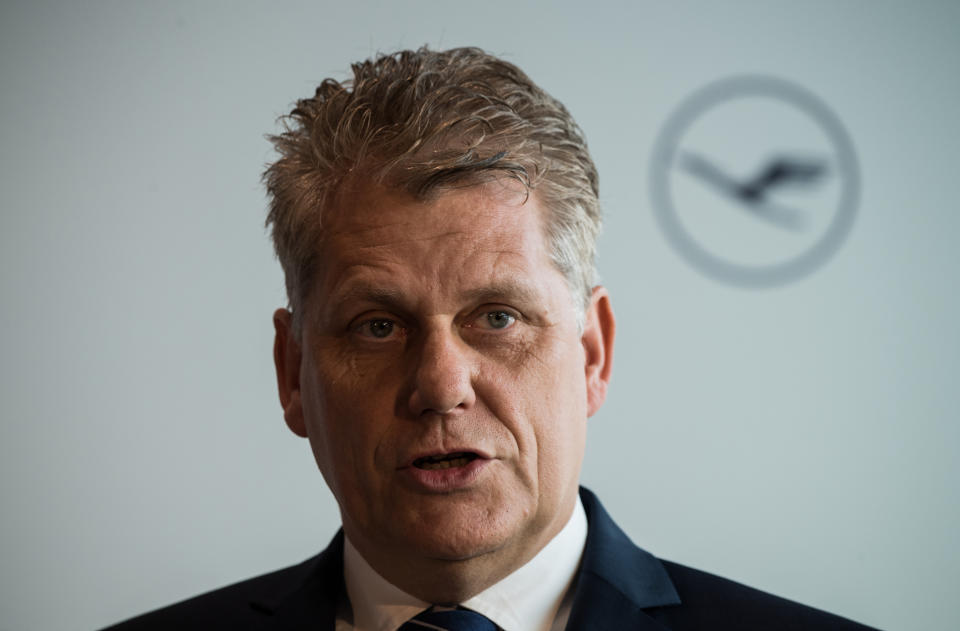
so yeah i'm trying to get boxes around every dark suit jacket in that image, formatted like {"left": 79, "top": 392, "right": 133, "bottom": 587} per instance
{"left": 103, "top": 488, "right": 879, "bottom": 630}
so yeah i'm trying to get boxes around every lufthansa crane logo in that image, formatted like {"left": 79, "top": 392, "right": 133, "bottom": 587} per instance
{"left": 650, "top": 76, "right": 860, "bottom": 287}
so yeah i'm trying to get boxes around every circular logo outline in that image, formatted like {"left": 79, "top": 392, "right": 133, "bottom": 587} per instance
{"left": 650, "top": 75, "right": 861, "bottom": 287}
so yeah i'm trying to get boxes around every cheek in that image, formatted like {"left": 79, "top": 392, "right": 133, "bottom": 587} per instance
{"left": 298, "top": 363, "right": 363, "bottom": 490}
{"left": 305, "top": 342, "right": 399, "bottom": 421}
{"left": 529, "top": 339, "right": 588, "bottom": 479}
{"left": 488, "top": 335, "right": 588, "bottom": 459}
{"left": 302, "top": 351, "right": 405, "bottom": 480}
{"left": 517, "top": 333, "right": 587, "bottom": 413}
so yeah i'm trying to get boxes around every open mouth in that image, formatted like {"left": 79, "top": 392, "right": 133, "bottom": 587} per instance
{"left": 413, "top": 452, "right": 479, "bottom": 470}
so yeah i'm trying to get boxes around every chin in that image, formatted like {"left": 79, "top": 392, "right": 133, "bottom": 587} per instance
{"left": 401, "top": 505, "right": 525, "bottom": 563}
{"left": 419, "top": 523, "right": 511, "bottom": 561}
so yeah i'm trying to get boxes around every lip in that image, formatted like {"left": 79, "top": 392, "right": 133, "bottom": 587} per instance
{"left": 398, "top": 449, "right": 493, "bottom": 492}
{"left": 403, "top": 447, "right": 493, "bottom": 468}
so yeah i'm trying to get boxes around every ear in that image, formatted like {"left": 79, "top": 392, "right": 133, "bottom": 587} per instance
{"left": 581, "top": 286, "right": 615, "bottom": 417}
{"left": 273, "top": 308, "right": 307, "bottom": 437}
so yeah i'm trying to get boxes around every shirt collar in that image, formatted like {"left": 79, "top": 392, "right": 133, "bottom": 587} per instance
{"left": 343, "top": 496, "right": 588, "bottom": 631}
{"left": 462, "top": 497, "right": 586, "bottom": 631}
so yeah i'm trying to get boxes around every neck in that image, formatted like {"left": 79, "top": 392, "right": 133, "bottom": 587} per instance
{"left": 352, "top": 536, "right": 550, "bottom": 603}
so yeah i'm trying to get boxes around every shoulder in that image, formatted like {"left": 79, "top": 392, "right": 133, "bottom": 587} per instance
{"left": 99, "top": 557, "right": 315, "bottom": 630}
{"left": 651, "top": 560, "right": 879, "bottom": 630}
{"left": 576, "top": 488, "right": 879, "bottom": 630}
{"left": 100, "top": 535, "right": 344, "bottom": 631}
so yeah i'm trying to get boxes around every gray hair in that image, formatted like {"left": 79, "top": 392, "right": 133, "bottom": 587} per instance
{"left": 263, "top": 46, "right": 602, "bottom": 328}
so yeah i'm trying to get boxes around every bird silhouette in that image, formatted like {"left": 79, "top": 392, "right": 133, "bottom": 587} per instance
{"left": 680, "top": 152, "right": 828, "bottom": 230}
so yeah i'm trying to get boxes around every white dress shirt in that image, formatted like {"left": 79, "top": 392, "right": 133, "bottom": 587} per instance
{"left": 338, "top": 496, "right": 588, "bottom": 631}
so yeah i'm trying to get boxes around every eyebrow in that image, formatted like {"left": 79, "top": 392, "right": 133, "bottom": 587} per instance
{"left": 328, "top": 280, "right": 542, "bottom": 311}
{"left": 330, "top": 285, "right": 408, "bottom": 311}
{"left": 459, "top": 281, "right": 541, "bottom": 306}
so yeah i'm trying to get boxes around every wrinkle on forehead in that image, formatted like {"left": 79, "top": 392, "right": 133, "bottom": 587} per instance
{"left": 326, "top": 206, "right": 543, "bottom": 271}
{"left": 328, "top": 177, "right": 531, "bottom": 232}
{"left": 305, "top": 179, "right": 567, "bottom": 324}
{"left": 335, "top": 229, "right": 472, "bottom": 252}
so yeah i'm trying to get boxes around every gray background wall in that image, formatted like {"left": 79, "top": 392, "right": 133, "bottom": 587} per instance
{"left": 2, "top": 2, "right": 957, "bottom": 630}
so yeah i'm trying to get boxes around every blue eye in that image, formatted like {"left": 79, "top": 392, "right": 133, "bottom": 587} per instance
{"left": 485, "top": 311, "right": 515, "bottom": 329}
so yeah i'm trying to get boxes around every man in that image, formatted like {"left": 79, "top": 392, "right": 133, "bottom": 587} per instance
{"left": 104, "top": 47, "right": 877, "bottom": 630}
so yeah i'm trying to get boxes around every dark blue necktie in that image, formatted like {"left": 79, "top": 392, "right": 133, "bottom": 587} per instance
{"left": 398, "top": 607, "right": 497, "bottom": 631}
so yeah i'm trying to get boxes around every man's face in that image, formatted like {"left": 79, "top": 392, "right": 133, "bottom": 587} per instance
{"left": 274, "top": 182, "right": 613, "bottom": 583}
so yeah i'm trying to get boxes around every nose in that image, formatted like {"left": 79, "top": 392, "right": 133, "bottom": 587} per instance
{"left": 407, "top": 326, "right": 476, "bottom": 417}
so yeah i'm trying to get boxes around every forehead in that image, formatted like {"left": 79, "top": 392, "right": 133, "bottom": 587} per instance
{"left": 327, "top": 179, "right": 536, "bottom": 240}
{"left": 320, "top": 182, "right": 553, "bottom": 283}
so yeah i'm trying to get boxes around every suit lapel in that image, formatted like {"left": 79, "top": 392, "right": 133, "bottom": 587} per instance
{"left": 565, "top": 488, "right": 681, "bottom": 631}
{"left": 250, "top": 530, "right": 346, "bottom": 631}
